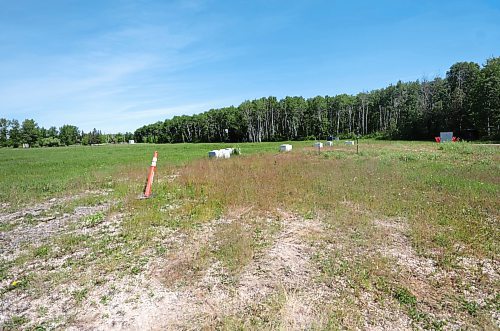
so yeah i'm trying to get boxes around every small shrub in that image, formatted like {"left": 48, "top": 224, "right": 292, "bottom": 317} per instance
{"left": 131, "top": 265, "right": 141, "bottom": 275}
{"left": 84, "top": 212, "right": 105, "bottom": 227}
{"left": 2, "top": 315, "right": 29, "bottom": 328}
{"left": 33, "top": 245, "right": 50, "bottom": 258}
{"left": 394, "top": 287, "right": 417, "bottom": 307}
{"left": 7, "top": 274, "right": 31, "bottom": 292}
{"left": 72, "top": 288, "right": 88, "bottom": 304}
{"left": 397, "top": 153, "right": 419, "bottom": 162}
{"left": 462, "top": 299, "right": 479, "bottom": 316}
{"left": 100, "top": 295, "right": 110, "bottom": 305}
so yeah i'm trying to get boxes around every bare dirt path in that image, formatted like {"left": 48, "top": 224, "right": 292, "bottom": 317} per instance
{"left": 71, "top": 211, "right": 329, "bottom": 330}
{"left": 0, "top": 190, "right": 117, "bottom": 329}
{"left": 2, "top": 195, "right": 498, "bottom": 330}
{"left": 0, "top": 190, "right": 114, "bottom": 260}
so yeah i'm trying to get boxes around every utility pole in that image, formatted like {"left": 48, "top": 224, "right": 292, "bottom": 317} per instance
{"left": 356, "top": 132, "right": 359, "bottom": 154}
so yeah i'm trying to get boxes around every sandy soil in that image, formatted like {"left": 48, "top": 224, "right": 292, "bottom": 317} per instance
{"left": 1, "top": 195, "right": 498, "bottom": 330}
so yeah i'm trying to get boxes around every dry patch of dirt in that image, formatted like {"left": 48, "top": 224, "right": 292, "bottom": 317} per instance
{"left": 74, "top": 210, "right": 414, "bottom": 330}
{"left": 0, "top": 190, "right": 122, "bottom": 329}
{"left": 374, "top": 217, "right": 437, "bottom": 276}
{"left": 0, "top": 190, "right": 114, "bottom": 262}
{"left": 373, "top": 216, "right": 499, "bottom": 329}
{"left": 71, "top": 211, "right": 334, "bottom": 330}
{"left": 235, "top": 212, "right": 325, "bottom": 306}
{"left": 71, "top": 216, "right": 233, "bottom": 330}
{"left": 333, "top": 200, "right": 499, "bottom": 329}
{"left": 2, "top": 194, "right": 498, "bottom": 330}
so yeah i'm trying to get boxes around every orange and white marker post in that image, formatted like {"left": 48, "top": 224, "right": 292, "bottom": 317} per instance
{"left": 142, "top": 151, "right": 158, "bottom": 198}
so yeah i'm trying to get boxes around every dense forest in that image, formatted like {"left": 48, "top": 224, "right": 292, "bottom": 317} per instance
{"left": 1, "top": 57, "right": 498, "bottom": 148}
{"left": 135, "top": 57, "right": 500, "bottom": 143}
{"left": 0, "top": 119, "right": 133, "bottom": 148}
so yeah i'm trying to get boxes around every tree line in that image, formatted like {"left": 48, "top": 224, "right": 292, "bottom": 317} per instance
{"left": 135, "top": 57, "right": 499, "bottom": 143}
{"left": 0, "top": 119, "right": 134, "bottom": 148}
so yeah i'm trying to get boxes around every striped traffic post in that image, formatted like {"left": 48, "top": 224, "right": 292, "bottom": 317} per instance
{"left": 143, "top": 151, "right": 158, "bottom": 198}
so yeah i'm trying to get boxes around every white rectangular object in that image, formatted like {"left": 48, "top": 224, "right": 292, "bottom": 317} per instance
{"left": 208, "top": 150, "right": 220, "bottom": 158}
{"left": 326, "top": 141, "right": 333, "bottom": 146}
{"left": 279, "top": 144, "right": 292, "bottom": 152}
{"left": 440, "top": 132, "right": 453, "bottom": 143}
{"left": 209, "top": 148, "right": 234, "bottom": 158}
{"left": 128, "top": 140, "right": 135, "bottom": 144}
{"left": 345, "top": 141, "right": 355, "bottom": 145}
{"left": 313, "top": 142, "right": 323, "bottom": 148}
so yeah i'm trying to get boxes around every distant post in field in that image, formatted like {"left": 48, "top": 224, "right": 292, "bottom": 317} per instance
{"left": 314, "top": 141, "right": 323, "bottom": 155}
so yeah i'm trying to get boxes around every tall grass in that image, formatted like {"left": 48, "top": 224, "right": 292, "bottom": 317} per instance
{"left": 0, "top": 141, "right": 310, "bottom": 206}
{"left": 158, "top": 143, "right": 498, "bottom": 258}
{"left": 2, "top": 141, "right": 497, "bottom": 259}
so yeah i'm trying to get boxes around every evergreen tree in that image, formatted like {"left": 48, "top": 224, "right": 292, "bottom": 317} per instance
{"left": 0, "top": 118, "right": 9, "bottom": 147}
{"left": 9, "top": 119, "right": 21, "bottom": 148}
{"left": 21, "top": 119, "right": 40, "bottom": 146}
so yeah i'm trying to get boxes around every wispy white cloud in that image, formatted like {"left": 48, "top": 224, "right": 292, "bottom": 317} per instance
{"left": 0, "top": 1, "right": 271, "bottom": 132}
{"left": 4, "top": 0, "right": 495, "bottom": 134}
{"left": 1, "top": 54, "right": 154, "bottom": 103}
{"left": 0, "top": 13, "right": 231, "bottom": 132}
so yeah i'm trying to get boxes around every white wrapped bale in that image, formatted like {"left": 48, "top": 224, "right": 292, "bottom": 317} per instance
{"left": 326, "top": 141, "right": 333, "bottom": 146}
{"left": 208, "top": 150, "right": 220, "bottom": 158}
{"left": 209, "top": 147, "right": 238, "bottom": 159}
{"left": 279, "top": 144, "right": 292, "bottom": 152}
{"left": 313, "top": 142, "right": 323, "bottom": 148}
{"left": 345, "top": 140, "right": 355, "bottom": 145}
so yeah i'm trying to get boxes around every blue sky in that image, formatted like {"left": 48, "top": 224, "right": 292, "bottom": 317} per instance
{"left": 1, "top": 0, "right": 499, "bottom": 133}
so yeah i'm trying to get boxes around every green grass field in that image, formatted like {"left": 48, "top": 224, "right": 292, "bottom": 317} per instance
{"left": 0, "top": 142, "right": 305, "bottom": 206}
{"left": 0, "top": 141, "right": 499, "bottom": 330}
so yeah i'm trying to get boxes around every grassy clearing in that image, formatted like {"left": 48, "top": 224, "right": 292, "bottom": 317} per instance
{"left": 0, "top": 141, "right": 309, "bottom": 206}
{"left": 165, "top": 141, "right": 498, "bottom": 258}
{"left": 0, "top": 140, "right": 498, "bottom": 329}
